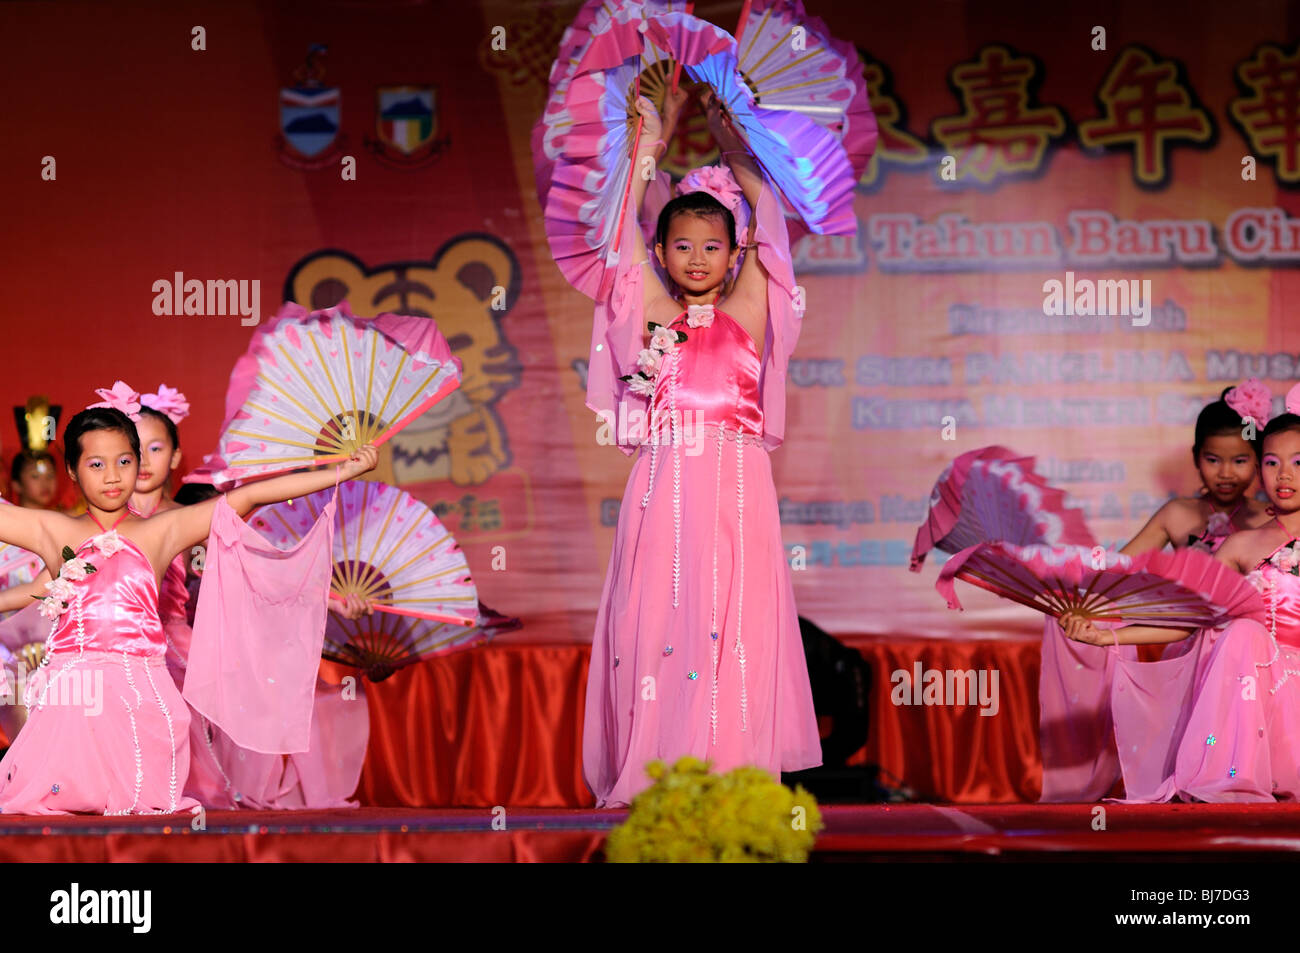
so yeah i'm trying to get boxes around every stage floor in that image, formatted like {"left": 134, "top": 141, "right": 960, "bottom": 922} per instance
{"left": 4, "top": 803, "right": 1299, "bottom": 862}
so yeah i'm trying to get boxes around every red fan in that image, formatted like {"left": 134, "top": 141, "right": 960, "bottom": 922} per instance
{"left": 937, "top": 542, "right": 1266, "bottom": 630}
{"left": 910, "top": 446, "right": 1095, "bottom": 571}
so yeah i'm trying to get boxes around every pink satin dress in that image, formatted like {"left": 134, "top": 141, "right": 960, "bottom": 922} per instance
{"left": 1107, "top": 547, "right": 1300, "bottom": 802}
{"left": 1038, "top": 524, "right": 1230, "bottom": 801}
{"left": 1042, "top": 533, "right": 1300, "bottom": 803}
{"left": 582, "top": 306, "right": 822, "bottom": 808}
{"left": 0, "top": 537, "right": 197, "bottom": 815}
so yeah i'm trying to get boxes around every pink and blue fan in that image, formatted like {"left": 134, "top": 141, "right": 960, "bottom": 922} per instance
{"left": 655, "top": 11, "right": 857, "bottom": 235}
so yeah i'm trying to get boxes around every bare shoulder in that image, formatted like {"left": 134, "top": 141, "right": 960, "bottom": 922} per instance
{"left": 1217, "top": 525, "right": 1277, "bottom": 572}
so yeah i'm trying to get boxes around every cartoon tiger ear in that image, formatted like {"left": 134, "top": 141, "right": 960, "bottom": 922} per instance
{"left": 286, "top": 253, "right": 372, "bottom": 311}
{"left": 433, "top": 237, "right": 517, "bottom": 308}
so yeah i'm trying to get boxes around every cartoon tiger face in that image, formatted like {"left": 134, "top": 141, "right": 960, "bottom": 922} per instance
{"left": 286, "top": 235, "right": 521, "bottom": 406}
{"left": 284, "top": 235, "right": 522, "bottom": 485}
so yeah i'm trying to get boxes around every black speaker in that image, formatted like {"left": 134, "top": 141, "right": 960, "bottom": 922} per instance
{"left": 781, "top": 615, "right": 913, "bottom": 802}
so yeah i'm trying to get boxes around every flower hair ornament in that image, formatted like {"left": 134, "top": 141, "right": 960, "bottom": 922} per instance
{"left": 87, "top": 381, "right": 142, "bottom": 422}
{"left": 676, "top": 165, "right": 750, "bottom": 247}
{"left": 1287, "top": 382, "right": 1300, "bottom": 416}
{"left": 1225, "top": 377, "right": 1273, "bottom": 429}
{"left": 140, "top": 384, "right": 190, "bottom": 424}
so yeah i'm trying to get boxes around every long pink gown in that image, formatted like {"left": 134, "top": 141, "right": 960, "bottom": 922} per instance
{"left": 1042, "top": 535, "right": 1300, "bottom": 802}
{"left": 582, "top": 181, "right": 821, "bottom": 808}
{"left": 0, "top": 537, "right": 197, "bottom": 815}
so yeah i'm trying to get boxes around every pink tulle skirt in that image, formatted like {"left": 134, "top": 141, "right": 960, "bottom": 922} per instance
{"left": 0, "top": 650, "right": 197, "bottom": 815}
{"left": 583, "top": 438, "right": 822, "bottom": 808}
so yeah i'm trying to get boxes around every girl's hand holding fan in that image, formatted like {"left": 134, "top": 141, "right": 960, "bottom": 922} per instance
{"left": 1059, "top": 611, "right": 1108, "bottom": 646}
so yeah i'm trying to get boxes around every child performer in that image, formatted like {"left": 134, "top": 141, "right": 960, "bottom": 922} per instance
{"left": 581, "top": 91, "right": 820, "bottom": 807}
{"left": 1058, "top": 383, "right": 1300, "bottom": 802}
{"left": 1039, "top": 381, "right": 1274, "bottom": 801}
{"left": 0, "top": 400, "right": 377, "bottom": 815}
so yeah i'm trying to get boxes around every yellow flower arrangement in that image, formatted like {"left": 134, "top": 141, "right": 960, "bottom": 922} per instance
{"left": 604, "top": 756, "right": 823, "bottom": 863}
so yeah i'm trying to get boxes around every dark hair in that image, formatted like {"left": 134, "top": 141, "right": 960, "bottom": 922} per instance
{"left": 1258, "top": 413, "right": 1300, "bottom": 462}
{"left": 11, "top": 449, "right": 55, "bottom": 484}
{"left": 654, "top": 192, "right": 738, "bottom": 251}
{"left": 63, "top": 408, "right": 140, "bottom": 470}
{"left": 1193, "top": 387, "right": 1257, "bottom": 458}
{"left": 173, "top": 482, "right": 220, "bottom": 506}
{"left": 137, "top": 405, "right": 180, "bottom": 451}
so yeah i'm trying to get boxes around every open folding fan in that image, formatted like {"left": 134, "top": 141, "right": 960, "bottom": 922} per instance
{"left": 250, "top": 479, "right": 478, "bottom": 625}
{"left": 909, "top": 445, "right": 1095, "bottom": 571}
{"left": 661, "top": 11, "right": 857, "bottom": 235}
{"left": 195, "top": 303, "right": 461, "bottom": 488}
{"left": 937, "top": 542, "right": 1267, "bottom": 630}
{"left": 732, "top": 0, "right": 876, "bottom": 240}
{"left": 533, "top": 0, "right": 694, "bottom": 206}
{"left": 544, "top": 4, "right": 728, "bottom": 298}
{"left": 324, "top": 598, "right": 520, "bottom": 682}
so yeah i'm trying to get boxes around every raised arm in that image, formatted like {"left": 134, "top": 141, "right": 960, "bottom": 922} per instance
{"left": 0, "top": 505, "right": 71, "bottom": 571}
{"left": 629, "top": 92, "right": 688, "bottom": 330}
{"left": 153, "top": 446, "right": 379, "bottom": 558}
{"left": 700, "top": 90, "right": 769, "bottom": 321}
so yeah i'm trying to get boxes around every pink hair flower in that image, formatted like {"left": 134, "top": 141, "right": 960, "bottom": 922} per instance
{"left": 1226, "top": 377, "right": 1272, "bottom": 428}
{"left": 677, "top": 165, "right": 749, "bottom": 245}
{"left": 1287, "top": 382, "right": 1300, "bottom": 417}
{"left": 88, "top": 381, "right": 142, "bottom": 422}
{"left": 140, "top": 384, "right": 191, "bottom": 424}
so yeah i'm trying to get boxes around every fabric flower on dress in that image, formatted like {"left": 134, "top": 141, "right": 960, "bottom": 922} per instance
{"left": 618, "top": 322, "right": 687, "bottom": 399}
{"left": 1246, "top": 569, "right": 1268, "bottom": 592}
{"left": 627, "top": 376, "right": 656, "bottom": 397}
{"left": 92, "top": 530, "right": 126, "bottom": 559}
{"left": 1271, "top": 543, "right": 1300, "bottom": 574}
{"left": 59, "top": 558, "right": 92, "bottom": 582}
{"left": 38, "top": 598, "right": 64, "bottom": 621}
{"left": 686, "top": 304, "right": 715, "bottom": 328}
{"left": 1205, "top": 511, "right": 1232, "bottom": 538}
{"left": 45, "top": 578, "right": 76, "bottom": 603}
{"left": 636, "top": 348, "right": 663, "bottom": 377}
{"left": 87, "top": 381, "right": 142, "bottom": 422}
{"left": 1226, "top": 377, "right": 1272, "bottom": 428}
{"left": 650, "top": 325, "right": 679, "bottom": 353}
{"left": 140, "top": 384, "right": 190, "bottom": 424}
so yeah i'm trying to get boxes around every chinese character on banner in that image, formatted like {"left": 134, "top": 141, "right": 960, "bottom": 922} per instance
{"left": 1078, "top": 46, "right": 1213, "bottom": 188}
{"left": 1230, "top": 44, "right": 1300, "bottom": 185}
{"left": 857, "top": 50, "right": 928, "bottom": 189}
{"left": 930, "top": 45, "right": 1066, "bottom": 185}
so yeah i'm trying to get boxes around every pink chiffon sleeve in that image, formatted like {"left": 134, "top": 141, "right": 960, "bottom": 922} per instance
{"left": 751, "top": 180, "right": 803, "bottom": 453}
{"left": 182, "top": 491, "right": 337, "bottom": 754}
{"left": 585, "top": 202, "right": 649, "bottom": 458}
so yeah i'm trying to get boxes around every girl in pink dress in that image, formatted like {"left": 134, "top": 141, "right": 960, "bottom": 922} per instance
{"left": 581, "top": 92, "right": 821, "bottom": 807}
{"left": 0, "top": 401, "right": 378, "bottom": 815}
{"left": 1059, "top": 388, "right": 1300, "bottom": 802}
{"left": 1039, "top": 381, "right": 1274, "bottom": 801}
